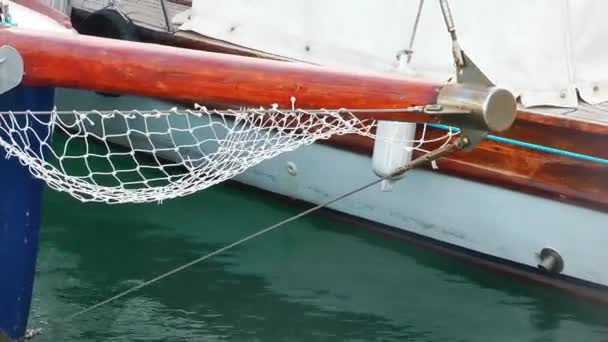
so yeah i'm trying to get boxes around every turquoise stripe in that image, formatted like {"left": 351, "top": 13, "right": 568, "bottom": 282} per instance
{"left": 0, "top": 20, "right": 16, "bottom": 27}
{"left": 428, "top": 123, "right": 608, "bottom": 166}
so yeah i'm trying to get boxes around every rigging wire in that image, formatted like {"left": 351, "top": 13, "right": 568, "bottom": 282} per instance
{"left": 60, "top": 136, "right": 467, "bottom": 323}
{"left": 406, "top": 0, "right": 425, "bottom": 63}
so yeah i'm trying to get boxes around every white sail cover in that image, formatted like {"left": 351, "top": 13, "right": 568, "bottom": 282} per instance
{"left": 179, "top": 0, "right": 608, "bottom": 109}
{"left": 8, "top": 0, "right": 72, "bottom": 33}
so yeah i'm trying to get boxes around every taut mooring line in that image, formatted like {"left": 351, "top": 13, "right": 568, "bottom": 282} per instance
{"left": 62, "top": 136, "right": 468, "bottom": 322}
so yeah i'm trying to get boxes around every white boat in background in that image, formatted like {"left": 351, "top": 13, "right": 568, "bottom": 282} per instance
{"left": 53, "top": 0, "right": 608, "bottom": 299}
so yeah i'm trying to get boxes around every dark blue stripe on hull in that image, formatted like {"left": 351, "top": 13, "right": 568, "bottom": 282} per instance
{"left": 0, "top": 85, "right": 54, "bottom": 340}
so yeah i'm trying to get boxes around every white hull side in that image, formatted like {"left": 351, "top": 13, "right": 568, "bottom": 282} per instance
{"left": 56, "top": 89, "right": 608, "bottom": 287}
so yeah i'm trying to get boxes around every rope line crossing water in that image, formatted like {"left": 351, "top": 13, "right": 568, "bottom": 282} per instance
{"left": 61, "top": 136, "right": 467, "bottom": 323}
{"left": 429, "top": 123, "right": 608, "bottom": 166}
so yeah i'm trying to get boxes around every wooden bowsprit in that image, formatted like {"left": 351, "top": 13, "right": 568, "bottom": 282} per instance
{"left": 1, "top": 18, "right": 498, "bottom": 331}
{"left": 0, "top": 26, "right": 516, "bottom": 137}
{"left": 0, "top": 14, "right": 518, "bottom": 206}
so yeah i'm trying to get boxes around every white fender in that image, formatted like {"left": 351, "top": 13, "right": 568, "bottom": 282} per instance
{"left": 371, "top": 120, "right": 416, "bottom": 192}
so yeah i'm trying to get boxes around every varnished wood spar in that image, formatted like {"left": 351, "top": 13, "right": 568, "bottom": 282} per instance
{"left": 76, "top": 8, "right": 608, "bottom": 138}
{"left": 68, "top": 8, "right": 608, "bottom": 148}
{"left": 2, "top": 27, "right": 442, "bottom": 123}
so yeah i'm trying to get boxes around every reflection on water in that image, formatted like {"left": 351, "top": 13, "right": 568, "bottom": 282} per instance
{"left": 32, "top": 183, "right": 608, "bottom": 341}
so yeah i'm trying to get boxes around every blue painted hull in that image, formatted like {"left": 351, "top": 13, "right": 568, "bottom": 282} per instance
{"left": 0, "top": 85, "right": 54, "bottom": 340}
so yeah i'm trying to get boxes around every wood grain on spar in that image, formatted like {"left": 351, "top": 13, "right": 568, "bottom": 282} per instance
{"left": 69, "top": 6, "right": 608, "bottom": 138}
{"left": 1, "top": 27, "right": 443, "bottom": 123}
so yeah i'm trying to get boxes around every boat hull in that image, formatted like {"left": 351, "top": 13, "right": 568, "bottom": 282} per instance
{"left": 55, "top": 88, "right": 608, "bottom": 301}
{"left": 0, "top": 85, "right": 54, "bottom": 340}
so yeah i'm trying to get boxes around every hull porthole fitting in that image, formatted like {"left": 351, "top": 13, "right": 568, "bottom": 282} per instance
{"left": 537, "top": 247, "right": 564, "bottom": 273}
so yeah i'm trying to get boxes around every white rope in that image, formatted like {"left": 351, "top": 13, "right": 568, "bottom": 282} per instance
{"left": 0, "top": 104, "right": 457, "bottom": 204}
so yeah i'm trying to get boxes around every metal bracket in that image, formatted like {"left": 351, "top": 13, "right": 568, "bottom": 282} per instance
{"left": 408, "top": 103, "right": 487, "bottom": 152}
{"left": 435, "top": 52, "right": 516, "bottom": 149}
{"left": 455, "top": 50, "right": 493, "bottom": 87}
{"left": 422, "top": 0, "right": 517, "bottom": 150}
{"left": 0, "top": 45, "right": 24, "bottom": 96}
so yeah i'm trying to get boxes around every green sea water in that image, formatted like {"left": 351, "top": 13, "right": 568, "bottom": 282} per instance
{"left": 29, "top": 180, "right": 608, "bottom": 341}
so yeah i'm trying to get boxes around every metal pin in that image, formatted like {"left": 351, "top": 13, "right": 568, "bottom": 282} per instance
{"left": 438, "top": 0, "right": 464, "bottom": 68}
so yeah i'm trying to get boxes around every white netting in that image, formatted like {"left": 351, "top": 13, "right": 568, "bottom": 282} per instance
{"left": 0, "top": 103, "right": 457, "bottom": 203}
